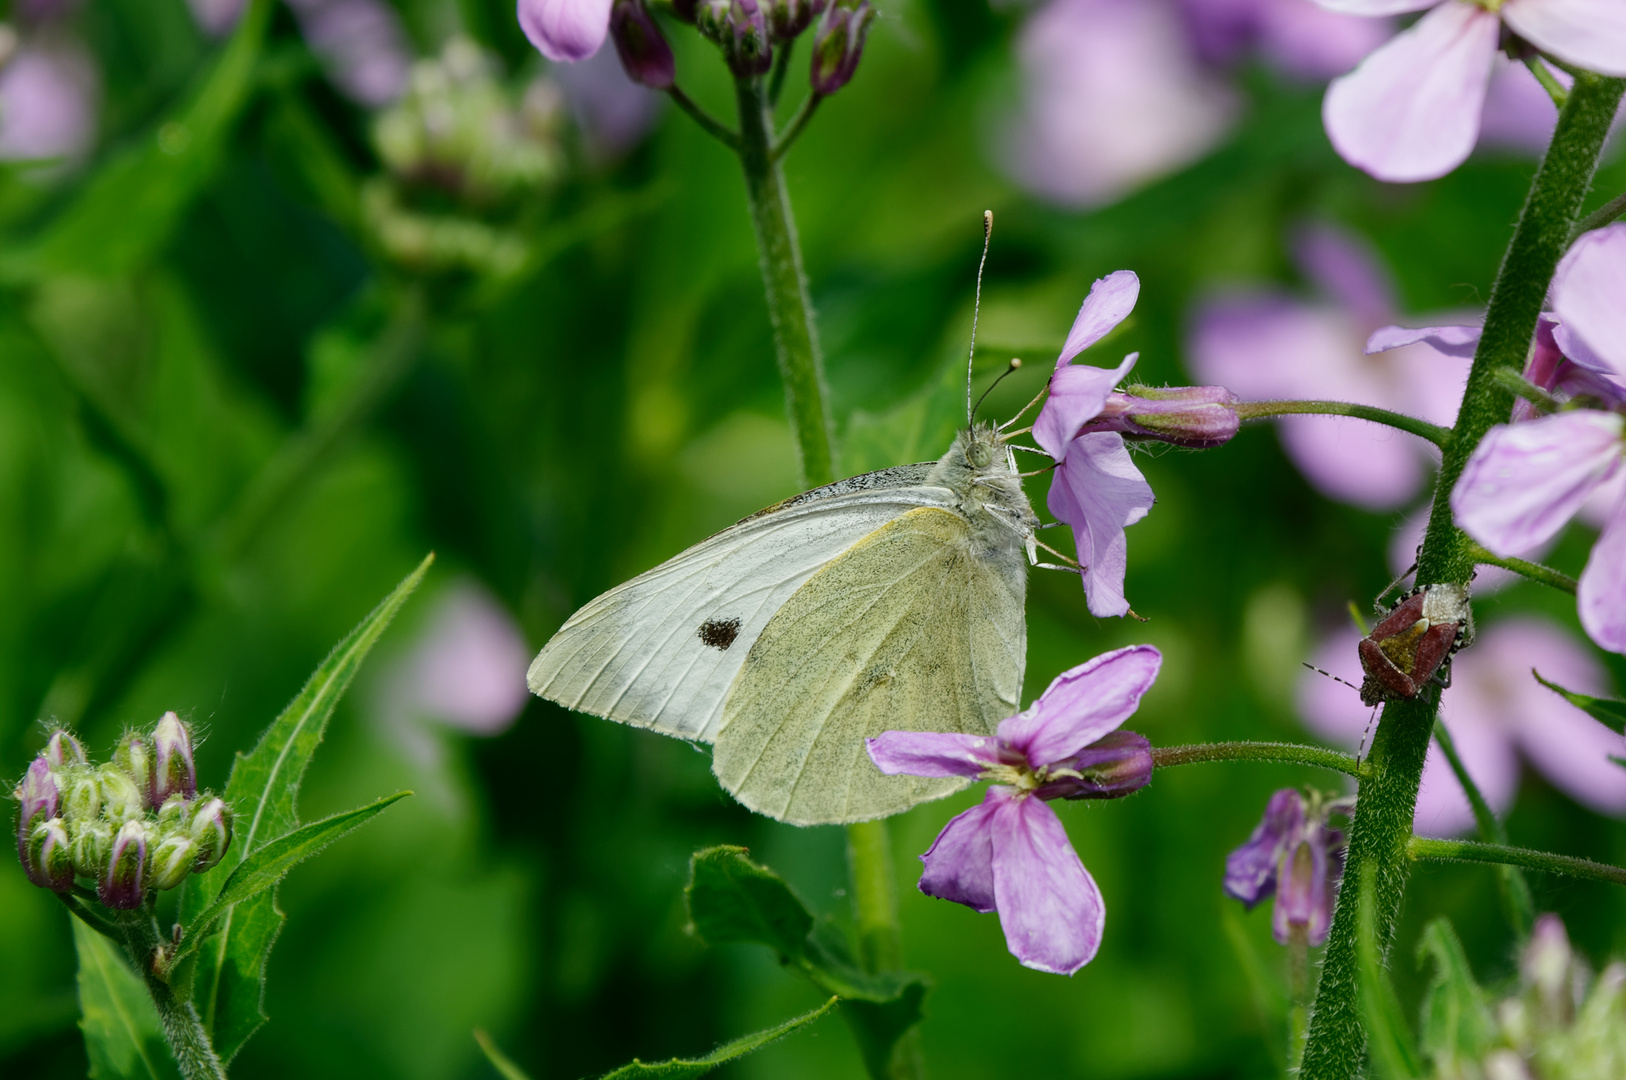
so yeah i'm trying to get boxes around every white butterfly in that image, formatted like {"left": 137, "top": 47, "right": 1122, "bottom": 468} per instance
{"left": 528, "top": 421, "right": 1040, "bottom": 825}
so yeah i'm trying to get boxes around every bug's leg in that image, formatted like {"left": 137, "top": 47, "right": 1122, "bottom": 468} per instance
{"left": 1374, "top": 560, "right": 1419, "bottom": 614}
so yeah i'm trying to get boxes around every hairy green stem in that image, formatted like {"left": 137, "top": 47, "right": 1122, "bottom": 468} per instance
{"left": 669, "top": 85, "right": 740, "bottom": 149}
{"left": 1298, "top": 72, "right": 1626, "bottom": 1080}
{"left": 1466, "top": 542, "right": 1578, "bottom": 594}
{"left": 1572, "top": 186, "right": 1626, "bottom": 239}
{"left": 146, "top": 975, "right": 229, "bottom": 1080}
{"left": 1150, "top": 741, "right": 1366, "bottom": 778}
{"left": 770, "top": 93, "right": 823, "bottom": 162}
{"left": 1432, "top": 722, "right": 1532, "bottom": 936}
{"left": 1233, "top": 400, "right": 1450, "bottom": 448}
{"left": 1409, "top": 837, "right": 1626, "bottom": 887}
{"left": 734, "top": 74, "right": 835, "bottom": 488}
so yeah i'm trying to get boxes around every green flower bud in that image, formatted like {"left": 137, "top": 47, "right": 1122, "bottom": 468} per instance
{"left": 98, "top": 766, "right": 146, "bottom": 824}
{"left": 70, "top": 819, "right": 111, "bottom": 879}
{"left": 25, "top": 818, "right": 74, "bottom": 892}
{"left": 60, "top": 767, "right": 102, "bottom": 825}
{"left": 156, "top": 793, "right": 192, "bottom": 833}
{"left": 152, "top": 712, "right": 196, "bottom": 804}
{"left": 44, "top": 729, "right": 87, "bottom": 769}
{"left": 148, "top": 834, "right": 198, "bottom": 891}
{"left": 112, "top": 733, "right": 157, "bottom": 810}
{"left": 189, "top": 796, "right": 233, "bottom": 873}
{"left": 99, "top": 819, "right": 148, "bottom": 909}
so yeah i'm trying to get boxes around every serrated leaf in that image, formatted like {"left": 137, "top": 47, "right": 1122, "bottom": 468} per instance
{"left": 176, "top": 793, "right": 409, "bottom": 962}
{"left": 1416, "top": 918, "right": 1495, "bottom": 1069}
{"left": 0, "top": 0, "right": 270, "bottom": 280}
{"left": 1355, "top": 866, "right": 1422, "bottom": 1080}
{"left": 686, "top": 846, "right": 814, "bottom": 962}
{"left": 181, "top": 554, "right": 432, "bottom": 1061}
{"left": 597, "top": 998, "right": 837, "bottom": 1080}
{"left": 73, "top": 919, "right": 183, "bottom": 1080}
{"left": 1533, "top": 670, "right": 1626, "bottom": 734}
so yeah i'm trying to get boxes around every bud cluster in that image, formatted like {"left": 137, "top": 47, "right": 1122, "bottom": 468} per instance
{"left": 11, "top": 715, "right": 233, "bottom": 910}
{"left": 613, "top": 0, "right": 872, "bottom": 94}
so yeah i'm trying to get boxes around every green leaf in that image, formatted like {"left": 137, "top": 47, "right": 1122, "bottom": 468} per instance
{"left": 473, "top": 1030, "right": 533, "bottom": 1080}
{"left": 0, "top": 0, "right": 271, "bottom": 280}
{"left": 839, "top": 984, "right": 928, "bottom": 1079}
{"left": 1533, "top": 670, "right": 1626, "bottom": 734}
{"left": 73, "top": 920, "right": 183, "bottom": 1080}
{"left": 1415, "top": 918, "right": 1495, "bottom": 1069}
{"left": 180, "top": 554, "right": 432, "bottom": 1062}
{"left": 1354, "top": 866, "right": 1422, "bottom": 1080}
{"left": 176, "top": 793, "right": 409, "bottom": 962}
{"left": 842, "top": 347, "right": 967, "bottom": 476}
{"left": 686, "top": 846, "right": 814, "bottom": 962}
{"left": 598, "top": 998, "right": 837, "bottom": 1080}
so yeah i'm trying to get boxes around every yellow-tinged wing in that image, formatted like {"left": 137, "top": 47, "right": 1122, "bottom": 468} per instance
{"left": 712, "top": 506, "right": 1027, "bottom": 826}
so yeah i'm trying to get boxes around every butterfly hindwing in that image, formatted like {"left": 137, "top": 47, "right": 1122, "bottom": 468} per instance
{"left": 712, "top": 506, "right": 1027, "bottom": 825}
{"left": 526, "top": 466, "right": 954, "bottom": 742}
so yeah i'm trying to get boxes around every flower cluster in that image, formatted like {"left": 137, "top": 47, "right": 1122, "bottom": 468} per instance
{"left": 1224, "top": 787, "right": 1350, "bottom": 945}
{"left": 867, "top": 645, "right": 1159, "bottom": 975}
{"left": 13, "top": 716, "right": 233, "bottom": 910}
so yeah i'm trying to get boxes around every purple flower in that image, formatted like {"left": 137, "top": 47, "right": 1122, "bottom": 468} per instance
{"left": 0, "top": 40, "right": 97, "bottom": 163}
{"left": 1552, "top": 223, "right": 1626, "bottom": 381}
{"left": 1315, "top": 0, "right": 1626, "bottom": 182}
{"left": 810, "top": 0, "right": 875, "bottom": 95}
{"left": 1188, "top": 223, "right": 1471, "bottom": 509}
{"left": 1225, "top": 788, "right": 1348, "bottom": 944}
{"left": 14, "top": 757, "right": 58, "bottom": 834}
{"left": 1083, "top": 384, "right": 1242, "bottom": 449}
{"left": 1032, "top": 272, "right": 1158, "bottom": 618}
{"left": 519, "top": 0, "right": 615, "bottom": 62}
{"left": 609, "top": 0, "right": 676, "bottom": 90}
{"left": 380, "top": 582, "right": 531, "bottom": 737}
{"left": 867, "top": 645, "right": 1161, "bottom": 975}
{"left": 1300, "top": 618, "right": 1626, "bottom": 835}
{"left": 1180, "top": 0, "right": 1393, "bottom": 81}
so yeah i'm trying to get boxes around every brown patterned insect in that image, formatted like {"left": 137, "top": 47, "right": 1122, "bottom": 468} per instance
{"left": 1357, "top": 582, "right": 1474, "bottom": 707}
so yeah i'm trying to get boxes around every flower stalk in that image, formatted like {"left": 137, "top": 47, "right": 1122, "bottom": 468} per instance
{"left": 1231, "top": 399, "right": 1451, "bottom": 448}
{"left": 1297, "top": 71, "right": 1626, "bottom": 1080}
{"left": 1150, "top": 741, "right": 1366, "bottom": 779}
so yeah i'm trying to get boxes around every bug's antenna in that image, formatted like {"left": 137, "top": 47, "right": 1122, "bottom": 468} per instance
{"left": 968, "top": 210, "right": 993, "bottom": 424}
{"left": 972, "top": 358, "right": 1022, "bottom": 421}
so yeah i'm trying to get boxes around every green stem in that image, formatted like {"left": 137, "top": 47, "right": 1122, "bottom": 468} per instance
{"left": 770, "top": 92, "right": 823, "bottom": 163}
{"left": 1573, "top": 187, "right": 1626, "bottom": 239}
{"left": 1409, "top": 836, "right": 1626, "bottom": 888}
{"left": 768, "top": 40, "right": 793, "bottom": 108}
{"left": 1526, "top": 57, "right": 1569, "bottom": 109}
{"left": 146, "top": 974, "right": 229, "bottom": 1080}
{"left": 733, "top": 74, "right": 835, "bottom": 488}
{"left": 1150, "top": 741, "right": 1366, "bottom": 778}
{"left": 1232, "top": 400, "right": 1450, "bottom": 448}
{"left": 1488, "top": 366, "right": 1560, "bottom": 411}
{"left": 1432, "top": 721, "right": 1533, "bottom": 936}
{"left": 1466, "top": 542, "right": 1578, "bottom": 594}
{"left": 847, "top": 819, "right": 902, "bottom": 972}
{"left": 1298, "top": 72, "right": 1626, "bottom": 1080}
{"left": 668, "top": 85, "right": 741, "bottom": 150}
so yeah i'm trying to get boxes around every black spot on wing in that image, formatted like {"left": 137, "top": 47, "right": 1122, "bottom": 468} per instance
{"left": 698, "top": 617, "right": 742, "bottom": 650}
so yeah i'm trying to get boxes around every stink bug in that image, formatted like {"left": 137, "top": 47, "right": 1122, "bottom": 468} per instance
{"left": 1357, "top": 582, "right": 1474, "bottom": 707}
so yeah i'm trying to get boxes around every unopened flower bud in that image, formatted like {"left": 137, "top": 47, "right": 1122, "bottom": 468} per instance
{"left": 765, "top": 0, "right": 821, "bottom": 41}
{"left": 809, "top": 0, "right": 873, "bottom": 95}
{"left": 156, "top": 793, "right": 191, "bottom": 833}
{"left": 70, "top": 820, "right": 111, "bottom": 879}
{"left": 24, "top": 818, "right": 75, "bottom": 892}
{"left": 189, "top": 796, "right": 233, "bottom": 873}
{"left": 113, "top": 732, "right": 156, "bottom": 809}
{"left": 45, "top": 729, "right": 87, "bottom": 769}
{"left": 149, "top": 834, "right": 199, "bottom": 891}
{"left": 1083, "top": 385, "right": 1240, "bottom": 449}
{"left": 1522, "top": 914, "right": 1573, "bottom": 1008}
{"left": 152, "top": 711, "right": 196, "bottom": 804}
{"left": 697, "top": 0, "right": 773, "bottom": 75}
{"left": 100, "top": 819, "right": 149, "bottom": 910}
{"left": 610, "top": 0, "right": 675, "bottom": 90}
{"left": 98, "top": 766, "right": 146, "bottom": 824}
{"left": 61, "top": 767, "right": 102, "bottom": 825}
{"left": 15, "top": 757, "right": 58, "bottom": 835}
{"left": 1038, "top": 731, "right": 1153, "bottom": 800}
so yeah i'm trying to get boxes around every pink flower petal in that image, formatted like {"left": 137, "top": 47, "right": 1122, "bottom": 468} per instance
{"left": 1366, "top": 323, "right": 1482, "bottom": 358}
{"left": 1413, "top": 717, "right": 1520, "bottom": 837}
{"left": 1323, "top": 1, "right": 1500, "bottom": 182}
{"left": 1552, "top": 223, "right": 1626, "bottom": 379}
{"left": 1295, "top": 223, "right": 1396, "bottom": 329}
{"left": 866, "top": 731, "right": 1002, "bottom": 779}
{"left": 1033, "top": 353, "right": 1139, "bottom": 460}
{"left": 1452, "top": 411, "right": 1626, "bottom": 556}
{"left": 1278, "top": 416, "right": 1427, "bottom": 509}
{"left": 990, "top": 794, "right": 1104, "bottom": 975}
{"left": 1059, "top": 270, "right": 1141, "bottom": 366}
{"left": 1308, "top": 0, "right": 1434, "bottom": 13}
{"left": 918, "top": 789, "right": 1003, "bottom": 912}
{"left": 1501, "top": 0, "right": 1626, "bottom": 78}
{"left": 1046, "top": 432, "right": 1155, "bottom": 617}
{"left": 997, "top": 645, "right": 1162, "bottom": 766}
{"left": 518, "top": 0, "right": 614, "bottom": 61}
{"left": 1579, "top": 492, "right": 1626, "bottom": 654}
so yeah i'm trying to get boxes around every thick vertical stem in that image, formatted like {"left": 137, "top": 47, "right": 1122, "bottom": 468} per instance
{"left": 733, "top": 75, "right": 836, "bottom": 489}
{"left": 847, "top": 819, "right": 902, "bottom": 972}
{"left": 1298, "top": 72, "right": 1625, "bottom": 1080}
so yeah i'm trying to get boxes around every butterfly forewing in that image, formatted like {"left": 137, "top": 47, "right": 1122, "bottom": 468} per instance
{"left": 713, "top": 506, "right": 1026, "bottom": 825}
{"left": 526, "top": 466, "right": 955, "bottom": 742}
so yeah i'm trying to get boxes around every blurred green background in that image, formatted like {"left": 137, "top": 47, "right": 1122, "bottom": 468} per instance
{"left": 2, "top": 0, "right": 1624, "bottom": 1076}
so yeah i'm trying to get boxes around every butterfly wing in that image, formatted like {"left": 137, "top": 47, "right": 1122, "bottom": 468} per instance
{"left": 527, "top": 465, "right": 955, "bottom": 742}
{"left": 712, "top": 505, "right": 1027, "bottom": 826}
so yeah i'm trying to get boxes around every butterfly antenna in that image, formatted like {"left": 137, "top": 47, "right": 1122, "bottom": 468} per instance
{"left": 968, "top": 209, "right": 993, "bottom": 425}
{"left": 972, "top": 358, "right": 1022, "bottom": 421}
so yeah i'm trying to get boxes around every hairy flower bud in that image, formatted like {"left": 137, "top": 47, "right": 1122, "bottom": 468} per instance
{"left": 149, "top": 834, "right": 199, "bottom": 892}
{"left": 98, "top": 766, "right": 146, "bottom": 824}
{"left": 70, "top": 820, "right": 111, "bottom": 879}
{"left": 156, "top": 793, "right": 191, "bottom": 833}
{"left": 1037, "top": 730, "right": 1153, "bottom": 800}
{"left": 15, "top": 757, "right": 58, "bottom": 836}
{"left": 60, "top": 767, "right": 102, "bottom": 825}
{"left": 809, "top": 0, "right": 872, "bottom": 95}
{"left": 1083, "top": 385, "right": 1241, "bottom": 449}
{"left": 152, "top": 711, "right": 196, "bottom": 805}
{"left": 696, "top": 0, "right": 773, "bottom": 76}
{"left": 610, "top": 0, "right": 676, "bottom": 90}
{"left": 44, "top": 729, "right": 87, "bottom": 770}
{"left": 100, "top": 819, "right": 149, "bottom": 909}
{"left": 113, "top": 732, "right": 156, "bottom": 809}
{"left": 24, "top": 818, "right": 74, "bottom": 892}
{"left": 765, "top": 0, "right": 821, "bottom": 41}
{"left": 189, "top": 796, "right": 233, "bottom": 873}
